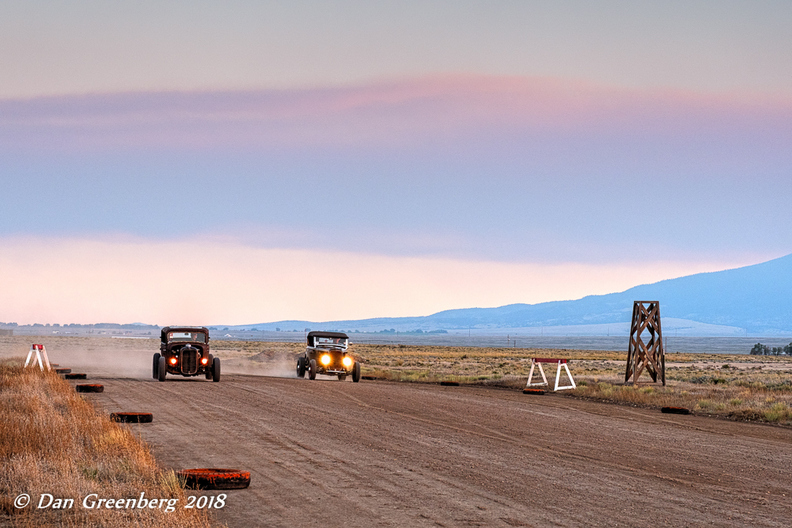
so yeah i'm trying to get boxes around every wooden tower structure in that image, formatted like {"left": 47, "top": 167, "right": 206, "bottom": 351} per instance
{"left": 625, "top": 301, "right": 665, "bottom": 385}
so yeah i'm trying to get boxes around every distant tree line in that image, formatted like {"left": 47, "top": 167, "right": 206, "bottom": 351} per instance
{"left": 749, "top": 343, "right": 792, "bottom": 356}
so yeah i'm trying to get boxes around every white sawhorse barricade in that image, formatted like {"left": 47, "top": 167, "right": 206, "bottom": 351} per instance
{"left": 24, "top": 344, "right": 52, "bottom": 371}
{"left": 526, "top": 358, "right": 576, "bottom": 391}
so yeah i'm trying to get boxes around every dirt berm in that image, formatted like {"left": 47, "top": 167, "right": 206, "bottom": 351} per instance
{"left": 88, "top": 374, "right": 792, "bottom": 527}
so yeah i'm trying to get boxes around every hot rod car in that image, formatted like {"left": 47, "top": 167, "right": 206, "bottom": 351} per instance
{"left": 297, "top": 331, "right": 360, "bottom": 382}
{"left": 153, "top": 326, "right": 219, "bottom": 382}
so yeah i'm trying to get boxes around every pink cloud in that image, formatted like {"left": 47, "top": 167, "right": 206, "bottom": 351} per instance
{"left": 2, "top": 74, "right": 790, "bottom": 155}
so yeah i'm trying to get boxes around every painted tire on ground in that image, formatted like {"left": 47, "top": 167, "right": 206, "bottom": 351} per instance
{"left": 522, "top": 388, "right": 546, "bottom": 395}
{"left": 110, "top": 412, "right": 153, "bottom": 423}
{"left": 661, "top": 406, "right": 691, "bottom": 415}
{"left": 55, "top": 368, "right": 71, "bottom": 374}
{"left": 64, "top": 373, "right": 87, "bottom": 379}
{"left": 178, "top": 469, "right": 250, "bottom": 490}
{"left": 76, "top": 384, "right": 104, "bottom": 393}
{"left": 440, "top": 381, "right": 460, "bottom": 386}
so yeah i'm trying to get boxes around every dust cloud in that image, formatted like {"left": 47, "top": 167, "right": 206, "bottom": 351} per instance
{"left": 0, "top": 336, "right": 304, "bottom": 380}
{"left": 224, "top": 353, "right": 298, "bottom": 378}
{"left": 0, "top": 336, "right": 154, "bottom": 378}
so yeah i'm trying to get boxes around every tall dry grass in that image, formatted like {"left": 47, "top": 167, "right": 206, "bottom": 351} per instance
{"left": 0, "top": 361, "right": 222, "bottom": 527}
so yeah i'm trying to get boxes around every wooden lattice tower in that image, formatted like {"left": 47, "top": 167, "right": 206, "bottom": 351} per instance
{"left": 625, "top": 301, "right": 665, "bottom": 385}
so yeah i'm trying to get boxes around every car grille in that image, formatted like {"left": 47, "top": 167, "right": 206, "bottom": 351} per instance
{"left": 180, "top": 348, "right": 199, "bottom": 375}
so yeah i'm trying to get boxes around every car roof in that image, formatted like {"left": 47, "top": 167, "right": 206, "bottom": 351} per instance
{"left": 161, "top": 326, "right": 209, "bottom": 341}
{"left": 306, "top": 331, "right": 349, "bottom": 343}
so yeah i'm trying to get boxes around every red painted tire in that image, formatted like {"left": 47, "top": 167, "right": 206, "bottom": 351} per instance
{"left": 55, "top": 368, "right": 71, "bottom": 374}
{"left": 177, "top": 468, "right": 250, "bottom": 490}
{"left": 522, "top": 388, "right": 546, "bottom": 395}
{"left": 440, "top": 381, "right": 460, "bottom": 386}
{"left": 64, "top": 373, "right": 87, "bottom": 379}
{"left": 110, "top": 412, "right": 153, "bottom": 423}
{"left": 76, "top": 384, "right": 104, "bottom": 393}
{"left": 661, "top": 406, "right": 691, "bottom": 415}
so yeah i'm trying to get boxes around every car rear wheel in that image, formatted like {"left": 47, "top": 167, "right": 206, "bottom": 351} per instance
{"left": 337, "top": 373, "right": 347, "bottom": 381}
{"left": 212, "top": 357, "right": 221, "bottom": 382}
{"left": 308, "top": 359, "right": 317, "bottom": 380}
{"left": 157, "top": 356, "right": 167, "bottom": 382}
{"left": 297, "top": 356, "right": 306, "bottom": 378}
{"left": 153, "top": 353, "right": 161, "bottom": 379}
{"left": 352, "top": 362, "right": 361, "bottom": 383}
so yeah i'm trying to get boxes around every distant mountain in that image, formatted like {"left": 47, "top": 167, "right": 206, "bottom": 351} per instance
{"left": 226, "top": 253, "right": 792, "bottom": 335}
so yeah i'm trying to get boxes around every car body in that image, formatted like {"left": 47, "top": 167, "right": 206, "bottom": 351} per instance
{"left": 297, "top": 331, "right": 360, "bottom": 382}
{"left": 153, "top": 326, "right": 220, "bottom": 382}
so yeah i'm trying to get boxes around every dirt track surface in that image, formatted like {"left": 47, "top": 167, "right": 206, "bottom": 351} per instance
{"left": 85, "top": 374, "right": 792, "bottom": 528}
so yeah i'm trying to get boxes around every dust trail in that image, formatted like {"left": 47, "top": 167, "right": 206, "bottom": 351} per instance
{"left": 0, "top": 336, "right": 307, "bottom": 380}
{"left": 0, "top": 336, "right": 155, "bottom": 378}
{"left": 224, "top": 351, "right": 299, "bottom": 378}
{"left": 53, "top": 340, "right": 154, "bottom": 378}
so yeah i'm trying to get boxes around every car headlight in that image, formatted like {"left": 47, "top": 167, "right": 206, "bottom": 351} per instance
{"left": 169, "top": 357, "right": 178, "bottom": 365}
{"left": 320, "top": 354, "right": 331, "bottom": 366}
{"left": 342, "top": 356, "right": 352, "bottom": 368}
{"left": 201, "top": 357, "right": 208, "bottom": 365}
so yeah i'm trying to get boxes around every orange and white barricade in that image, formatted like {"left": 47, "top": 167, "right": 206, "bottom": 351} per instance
{"left": 24, "top": 344, "right": 52, "bottom": 371}
{"left": 526, "top": 358, "right": 576, "bottom": 391}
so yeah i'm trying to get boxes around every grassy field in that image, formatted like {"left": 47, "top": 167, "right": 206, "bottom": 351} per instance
{"left": 0, "top": 362, "right": 222, "bottom": 528}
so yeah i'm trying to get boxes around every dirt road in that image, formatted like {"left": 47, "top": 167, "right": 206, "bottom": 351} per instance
{"left": 79, "top": 373, "right": 791, "bottom": 528}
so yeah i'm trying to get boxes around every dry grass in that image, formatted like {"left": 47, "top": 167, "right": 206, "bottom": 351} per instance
{"left": 0, "top": 360, "right": 223, "bottom": 527}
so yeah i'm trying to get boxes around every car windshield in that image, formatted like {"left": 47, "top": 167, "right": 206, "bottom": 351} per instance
{"left": 168, "top": 331, "right": 207, "bottom": 343}
{"left": 315, "top": 336, "right": 347, "bottom": 347}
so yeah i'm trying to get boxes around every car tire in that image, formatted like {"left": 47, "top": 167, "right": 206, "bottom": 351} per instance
{"left": 212, "top": 357, "right": 221, "bottom": 382}
{"left": 337, "top": 373, "right": 347, "bottom": 381}
{"left": 308, "top": 359, "right": 317, "bottom": 380}
{"left": 352, "top": 362, "right": 361, "bottom": 383}
{"left": 157, "top": 356, "right": 167, "bottom": 382}
{"left": 153, "top": 353, "right": 161, "bottom": 379}
{"left": 297, "top": 356, "right": 306, "bottom": 378}
{"left": 205, "top": 354, "right": 214, "bottom": 379}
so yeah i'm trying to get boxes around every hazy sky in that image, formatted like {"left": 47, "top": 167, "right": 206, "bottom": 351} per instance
{"left": 1, "top": 1, "right": 790, "bottom": 325}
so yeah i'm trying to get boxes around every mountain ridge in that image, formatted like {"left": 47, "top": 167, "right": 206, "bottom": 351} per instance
{"left": 226, "top": 253, "right": 792, "bottom": 335}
